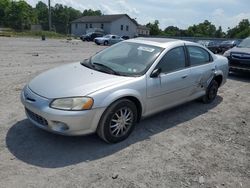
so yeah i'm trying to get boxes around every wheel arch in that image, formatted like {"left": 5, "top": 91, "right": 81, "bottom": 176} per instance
{"left": 105, "top": 96, "right": 143, "bottom": 122}
{"left": 214, "top": 74, "right": 223, "bottom": 87}
{"left": 118, "top": 96, "right": 142, "bottom": 122}
{"left": 99, "top": 90, "right": 144, "bottom": 122}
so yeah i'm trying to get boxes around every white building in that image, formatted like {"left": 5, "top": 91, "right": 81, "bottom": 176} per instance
{"left": 71, "top": 14, "right": 138, "bottom": 38}
{"left": 137, "top": 25, "right": 150, "bottom": 36}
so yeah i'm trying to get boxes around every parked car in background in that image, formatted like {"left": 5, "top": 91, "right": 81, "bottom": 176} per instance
{"left": 219, "top": 40, "right": 241, "bottom": 54}
{"left": 80, "top": 32, "right": 104, "bottom": 41}
{"left": 197, "top": 40, "right": 210, "bottom": 47}
{"left": 207, "top": 41, "right": 222, "bottom": 54}
{"left": 21, "top": 38, "right": 228, "bottom": 143}
{"left": 223, "top": 37, "right": 250, "bottom": 73}
{"left": 121, "top": 36, "right": 130, "bottom": 40}
{"left": 94, "top": 34, "right": 124, "bottom": 45}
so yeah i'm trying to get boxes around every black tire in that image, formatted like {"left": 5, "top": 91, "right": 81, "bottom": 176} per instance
{"left": 202, "top": 80, "right": 219, "bottom": 103}
{"left": 104, "top": 41, "right": 108, "bottom": 45}
{"left": 97, "top": 99, "right": 137, "bottom": 143}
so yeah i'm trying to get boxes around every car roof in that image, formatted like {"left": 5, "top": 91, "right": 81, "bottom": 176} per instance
{"left": 127, "top": 37, "right": 194, "bottom": 48}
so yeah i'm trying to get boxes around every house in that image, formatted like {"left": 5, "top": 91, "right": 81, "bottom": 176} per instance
{"left": 71, "top": 14, "right": 138, "bottom": 38}
{"left": 137, "top": 25, "right": 150, "bottom": 36}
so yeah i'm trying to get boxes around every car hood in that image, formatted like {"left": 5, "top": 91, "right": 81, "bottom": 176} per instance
{"left": 228, "top": 47, "right": 250, "bottom": 54}
{"left": 28, "top": 62, "right": 132, "bottom": 99}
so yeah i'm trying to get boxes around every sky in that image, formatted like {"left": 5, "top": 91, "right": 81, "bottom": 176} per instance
{"left": 27, "top": 0, "right": 250, "bottom": 31}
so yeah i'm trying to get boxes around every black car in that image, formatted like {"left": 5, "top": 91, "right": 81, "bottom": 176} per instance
{"left": 207, "top": 41, "right": 222, "bottom": 54}
{"left": 223, "top": 37, "right": 250, "bottom": 73}
{"left": 121, "top": 36, "right": 130, "bottom": 40}
{"left": 219, "top": 40, "right": 241, "bottom": 54}
{"left": 80, "top": 32, "right": 104, "bottom": 42}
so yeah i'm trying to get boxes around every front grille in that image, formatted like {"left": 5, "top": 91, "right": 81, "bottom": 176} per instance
{"left": 231, "top": 53, "right": 250, "bottom": 60}
{"left": 229, "top": 53, "right": 250, "bottom": 69}
{"left": 26, "top": 108, "right": 48, "bottom": 126}
{"left": 229, "top": 60, "right": 250, "bottom": 69}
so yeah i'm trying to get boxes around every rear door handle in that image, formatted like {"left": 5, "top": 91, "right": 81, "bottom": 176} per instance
{"left": 182, "top": 75, "right": 188, "bottom": 79}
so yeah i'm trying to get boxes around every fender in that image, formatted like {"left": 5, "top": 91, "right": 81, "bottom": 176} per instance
{"left": 100, "top": 89, "right": 145, "bottom": 114}
{"left": 205, "top": 67, "right": 224, "bottom": 88}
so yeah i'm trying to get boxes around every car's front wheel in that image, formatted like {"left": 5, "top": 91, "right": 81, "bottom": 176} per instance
{"left": 104, "top": 41, "right": 108, "bottom": 45}
{"left": 97, "top": 99, "right": 137, "bottom": 143}
{"left": 202, "top": 80, "right": 219, "bottom": 103}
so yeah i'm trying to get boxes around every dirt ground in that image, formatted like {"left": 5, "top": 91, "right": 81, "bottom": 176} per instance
{"left": 0, "top": 37, "right": 249, "bottom": 188}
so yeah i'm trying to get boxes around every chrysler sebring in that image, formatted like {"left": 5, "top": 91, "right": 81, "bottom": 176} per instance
{"left": 21, "top": 38, "right": 228, "bottom": 143}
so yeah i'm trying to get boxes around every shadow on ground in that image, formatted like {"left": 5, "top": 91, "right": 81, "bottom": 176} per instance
{"left": 6, "top": 96, "right": 222, "bottom": 168}
{"left": 228, "top": 72, "right": 250, "bottom": 83}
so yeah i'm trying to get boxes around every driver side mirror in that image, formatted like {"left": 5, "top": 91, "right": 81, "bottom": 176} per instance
{"left": 150, "top": 68, "right": 161, "bottom": 78}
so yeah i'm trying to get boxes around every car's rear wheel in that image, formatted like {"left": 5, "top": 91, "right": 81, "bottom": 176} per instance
{"left": 202, "top": 80, "right": 219, "bottom": 103}
{"left": 97, "top": 99, "right": 137, "bottom": 143}
{"left": 104, "top": 41, "right": 108, "bottom": 45}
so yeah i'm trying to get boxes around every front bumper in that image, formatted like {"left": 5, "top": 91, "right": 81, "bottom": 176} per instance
{"left": 94, "top": 39, "right": 102, "bottom": 45}
{"left": 227, "top": 54, "right": 250, "bottom": 72}
{"left": 21, "top": 86, "right": 105, "bottom": 136}
{"left": 229, "top": 65, "right": 250, "bottom": 72}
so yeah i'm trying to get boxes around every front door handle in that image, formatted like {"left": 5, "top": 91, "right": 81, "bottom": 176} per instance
{"left": 182, "top": 75, "right": 188, "bottom": 79}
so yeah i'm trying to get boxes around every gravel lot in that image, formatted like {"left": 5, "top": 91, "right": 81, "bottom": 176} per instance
{"left": 0, "top": 37, "right": 249, "bottom": 188}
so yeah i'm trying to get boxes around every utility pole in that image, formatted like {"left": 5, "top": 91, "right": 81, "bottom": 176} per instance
{"left": 48, "top": 0, "right": 52, "bottom": 31}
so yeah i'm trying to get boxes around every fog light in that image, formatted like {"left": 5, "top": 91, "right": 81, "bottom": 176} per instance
{"left": 51, "top": 121, "right": 69, "bottom": 132}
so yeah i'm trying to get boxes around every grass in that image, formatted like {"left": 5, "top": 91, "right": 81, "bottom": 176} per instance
{"left": 0, "top": 30, "right": 68, "bottom": 39}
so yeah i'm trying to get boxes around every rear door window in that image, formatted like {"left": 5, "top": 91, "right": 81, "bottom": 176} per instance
{"left": 187, "top": 46, "right": 212, "bottom": 66}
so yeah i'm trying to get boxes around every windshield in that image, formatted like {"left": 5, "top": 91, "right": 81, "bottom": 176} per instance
{"left": 89, "top": 42, "right": 163, "bottom": 76}
{"left": 238, "top": 38, "right": 250, "bottom": 48}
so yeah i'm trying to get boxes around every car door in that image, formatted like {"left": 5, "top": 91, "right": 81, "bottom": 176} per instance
{"left": 186, "top": 45, "right": 216, "bottom": 95}
{"left": 109, "top": 36, "right": 116, "bottom": 45}
{"left": 146, "top": 46, "right": 194, "bottom": 115}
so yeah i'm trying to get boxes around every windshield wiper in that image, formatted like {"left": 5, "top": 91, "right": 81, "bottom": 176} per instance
{"left": 92, "top": 62, "right": 120, "bottom": 75}
{"left": 80, "top": 59, "right": 94, "bottom": 69}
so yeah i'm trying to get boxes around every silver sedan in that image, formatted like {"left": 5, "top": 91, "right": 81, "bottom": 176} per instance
{"left": 21, "top": 38, "right": 228, "bottom": 143}
{"left": 94, "top": 34, "right": 123, "bottom": 45}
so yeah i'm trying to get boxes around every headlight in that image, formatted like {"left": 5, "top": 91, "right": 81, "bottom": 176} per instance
{"left": 223, "top": 50, "right": 231, "bottom": 57}
{"left": 50, "top": 97, "right": 94, "bottom": 111}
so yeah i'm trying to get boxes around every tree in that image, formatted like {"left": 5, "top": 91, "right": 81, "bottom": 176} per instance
{"left": 5, "top": 0, "right": 37, "bottom": 30}
{"left": 35, "top": 1, "right": 48, "bottom": 30}
{"left": 227, "top": 19, "right": 250, "bottom": 38}
{"left": 0, "top": 0, "right": 10, "bottom": 26}
{"left": 82, "top": 9, "right": 102, "bottom": 16}
{"left": 164, "top": 26, "right": 180, "bottom": 36}
{"left": 51, "top": 4, "right": 83, "bottom": 34}
{"left": 187, "top": 20, "right": 217, "bottom": 37}
{"left": 51, "top": 4, "right": 69, "bottom": 33}
{"left": 146, "top": 20, "right": 161, "bottom": 35}
{"left": 215, "top": 26, "right": 225, "bottom": 38}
